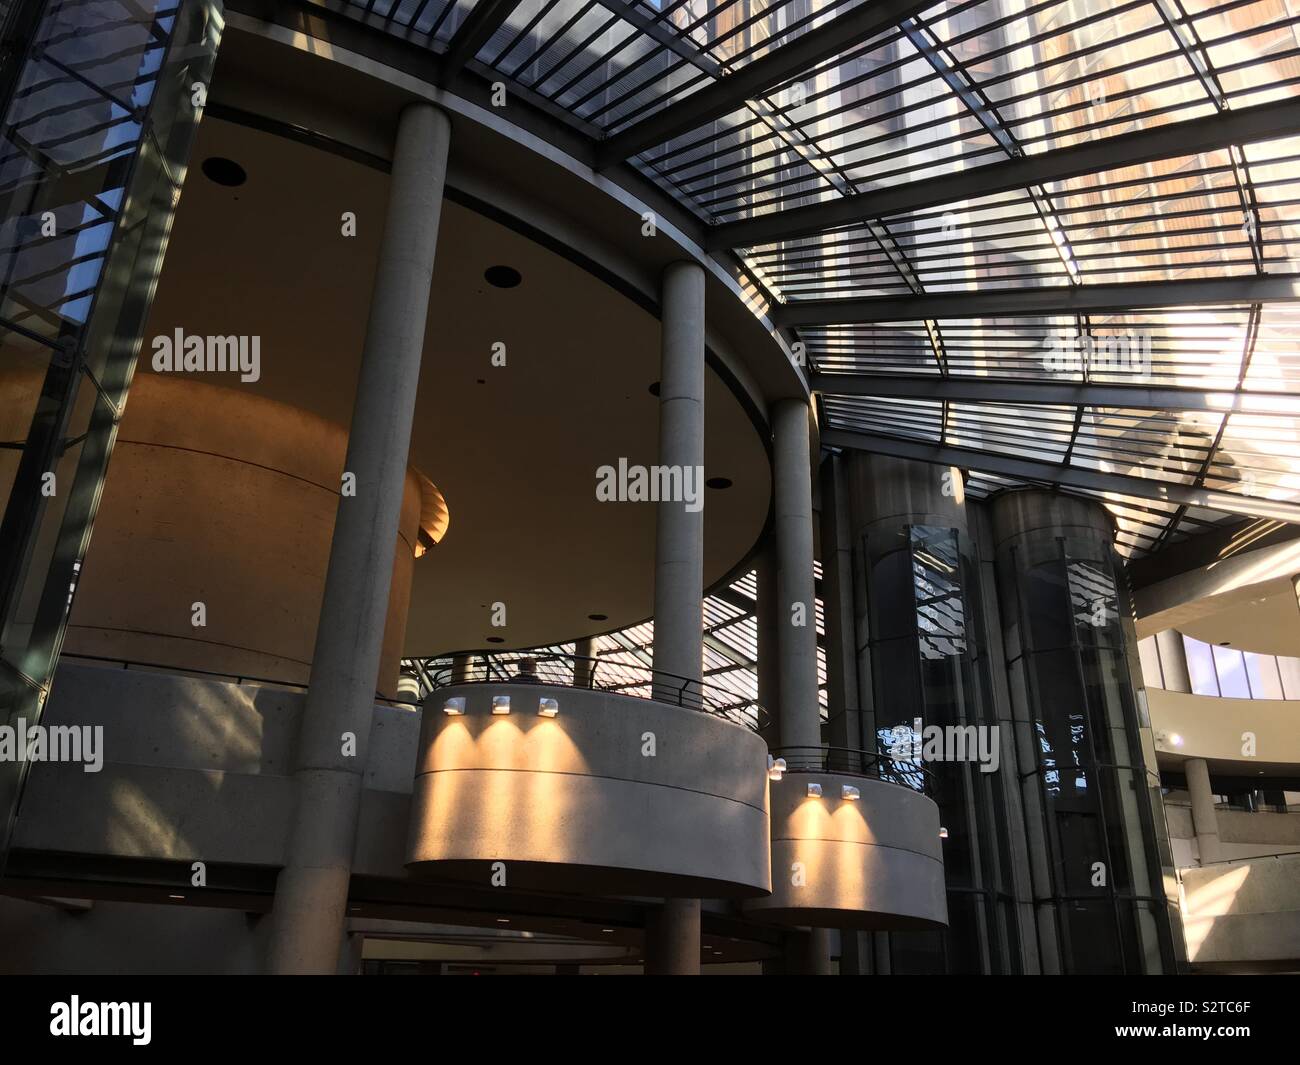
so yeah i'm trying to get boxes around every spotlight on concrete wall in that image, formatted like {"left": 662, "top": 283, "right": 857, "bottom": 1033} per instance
{"left": 443, "top": 697, "right": 466, "bottom": 716}
{"left": 841, "top": 785, "right": 860, "bottom": 801}
{"left": 767, "top": 756, "right": 787, "bottom": 781}
{"left": 538, "top": 697, "right": 559, "bottom": 717}
{"left": 806, "top": 783, "right": 823, "bottom": 798}
{"left": 939, "top": 827, "right": 949, "bottom": 839}
{"left": 492, "top": 695, "right": 511, "bottom": 715}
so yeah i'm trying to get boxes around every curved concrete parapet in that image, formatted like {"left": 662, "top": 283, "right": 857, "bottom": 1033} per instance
{"left": 406, "top": 684, "right": 772, "bottom": 898}
{"left": 743, "top": 773, "right": 947, "bottom": 931}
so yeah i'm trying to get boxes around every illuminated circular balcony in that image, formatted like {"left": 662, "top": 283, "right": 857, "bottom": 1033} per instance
{"left": 405, "top": 651, "right": 772, "bottom": 899}
{"left": 743, "top": 746, "right": 948, "bottom": 931}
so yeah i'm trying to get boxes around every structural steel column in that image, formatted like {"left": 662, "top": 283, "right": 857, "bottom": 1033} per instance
{"left": 772, "top": 398, "right": 821, "bottom": 751}
{"left": 1185, "top": 758, "right": 1221, "bottom": 865}
{"left": 647, "top": 260, "right": 705, "bottom": 974}
{"left": 267, "top": 103, "right": 451, "bottom": 974}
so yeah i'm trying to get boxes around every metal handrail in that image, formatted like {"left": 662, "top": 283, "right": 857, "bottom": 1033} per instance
{"left": 769, "top": 743, "right": 934, "bottom": 794}
{"left": 412, "top": 648, "right": 769, "bottom": 733}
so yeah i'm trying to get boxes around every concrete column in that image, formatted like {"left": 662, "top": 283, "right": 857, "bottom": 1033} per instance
{"left": 647, "top": 261, "right": 705, "bottom": 974}
{"left": 756, "top": 543, "right": 781, "bottom": 745}
{"left": 451, "top": 653, "right": 473, "bottom": 683}
{"left": 574, "top": 636, "right": 596, "bottom": 687}
{"left": 1185, "top": 757, "right": 1221, "bottom": 865}
{"left": 643, "top": 898, "right": 700, "bottom": 975}
{"left": 1155, "top": 629, "right": 1191, "bottom": 693}
{"left": 772, "top": 398, "right": 821, "bottom": 752}
{"left": 652, "top": 260, "right": 705, "bottom": 698}
{"left": 808, "top": 927, "right": 835, "bottom": 975}
{"left": 266, "top": 103, "right": 451, "bottom": 974}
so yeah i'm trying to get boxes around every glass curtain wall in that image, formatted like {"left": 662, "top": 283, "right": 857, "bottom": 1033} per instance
{"left": 0, "top": 0, "right": 222, "bottom": 863}
{"left": 862, "top": 521, "right": 1021, "bottom": 974}
{"left": 997, "top": 514, "right": 1179, "bottom": 973}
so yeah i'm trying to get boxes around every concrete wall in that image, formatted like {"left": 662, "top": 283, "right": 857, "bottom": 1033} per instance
{"left": 12, "top": 663, "right": 419, "bottom": 878}
{"left": 0, "top": 896, "right": 271, "bottom": 975}
{"left": 1180, "top": 853, "right": 1300, "bottom": 971}
{"left": 407, "top": 683, "right": 772, "bottom": 897}
{"left": 0, "top": 372, "right": 435, "bottom": 699}
{"left": 743, "top": 772, "right": 947, "bottom": 931}
{"left": 1149, "top": 688, "right": 1300, "bottom": 767}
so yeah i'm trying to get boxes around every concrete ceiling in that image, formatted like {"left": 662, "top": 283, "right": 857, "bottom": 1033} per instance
{"left": 1180, "top": 584, "right": 1300, "bottom": 658}
{"left": 141, "top": 116, "right": 771, "bottom": 655}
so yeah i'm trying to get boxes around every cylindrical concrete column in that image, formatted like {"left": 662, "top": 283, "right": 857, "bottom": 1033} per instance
{"left": 646, "top": 261, "right": 706, "bottom": 974}
{"left": 267, "top": 103, "right": 451, "bottom": 974}
{"left": 1154, "top": 629, "right": 1191, "bottom": 693}
{"left": 574, "top": 636, "right": 596, "bottom": 687}
{"left": 651, "top": 261, "right": 705, "bottom": 698}
{"left": 1185, "top": 757, "right": 1221, "bottom": 865}
{"left": 644, "top": 898, "right": 701, "bottom": 975}
{"left": 772, "top": 398, "right": 820, "bottom": 751}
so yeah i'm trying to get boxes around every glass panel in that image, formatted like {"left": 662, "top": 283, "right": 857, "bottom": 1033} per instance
{"left": 1183, "top": 633, "right": 1220, "bottom": 696}
{"left": 1212, "top": 643, "right": 1249, "bottom": 698}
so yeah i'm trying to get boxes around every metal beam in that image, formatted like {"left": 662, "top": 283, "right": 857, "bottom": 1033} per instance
{"left": 595, "top": 0, "right": 721, "bottom": 77}
{"left": 440, "top": 0, "right": 524, "bottom": 84}
{"left": 777, "top": 274, "right": 1300, "bottom": 326}
{"left": 707, "top": 96, "right": 1300, "bottom": 248}
{"left": 820, "top": 428, "right": 1300, "bottom": 524}
{"left": 595, "top": 0, "right": 935, "bottom": 167}
{"left": 811, "top": 372, "right": 1300, "bottom": 415}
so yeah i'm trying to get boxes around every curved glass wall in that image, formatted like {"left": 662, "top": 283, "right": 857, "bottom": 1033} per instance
{"left": 1141, "top": 630, "right": 1300, "bottom": 700}
{"left": 998, "top": 525, "right": 1177, "bottom": 973}
{"left": 0, "top": 0, "right": 222, "bottom": 863}
{"left": 863, "top": 521, "right": 1021, "bottom": 974}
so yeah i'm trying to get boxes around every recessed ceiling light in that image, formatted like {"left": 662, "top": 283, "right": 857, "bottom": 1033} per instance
{"left": 648, "top": 382, "right": 660, "bottom": 396}
{"left": 588, "top": 613, "right": 608, "bottom": 621}
{"left": 484, "top": 265, "right": 521, "bottom": 288}
{"left": 201, "top": 156, "right": 246, "bottom": 187}
{"left": 706, "top": 477, "right": 733, "bottom": 490}
{"left": 486, "top": 636, "right": 505, "bottom": 644}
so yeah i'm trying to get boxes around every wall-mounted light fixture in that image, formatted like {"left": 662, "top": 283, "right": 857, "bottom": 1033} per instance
{"left": 767, "top": 755, "right": 787, "bottom": 781}
{"left": 939, "top": 827, "right": 949, "bottom": 839}
{"left": 443, "top": 697, "right": 466, "bottom": 716}
{"left": 841, "top": 785, "right": 860, "bottom": 801}
{"left": 492, "top": 695, "right": 511, "bottom": 715}
{"left": 538, "top": 697, "right": 559, "bottom": 718}
{"left": 806, "top": 783, "right": 823, "bottom": 798}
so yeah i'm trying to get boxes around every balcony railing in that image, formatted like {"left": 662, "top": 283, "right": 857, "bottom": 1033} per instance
{"left": 769, "top": 744, "right": 933, "bottom": 794}
{"left": 409, "top": 649, "right": 769, "bottom": 733}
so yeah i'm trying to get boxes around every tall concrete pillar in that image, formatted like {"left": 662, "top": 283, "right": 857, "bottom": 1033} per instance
{"left": 651, "top": 261, "right": 705, "bottom": 697}
{"left": 574, "top": 636, "right": 596, "bottom": 687}
{"left": 1155, "top": 629, "right": 1191, "bottom": 693}
{"left": 266, "top": 103, "right": 451, "bottom": 974}
{"left": 1185, "top": 758, "right": 1221, "bottom": 865}
{"left": 647, "top": 260, "right": 705, "bottom": 973}
{"left": 772, "top": 398, "right": 821, "bottom": 752}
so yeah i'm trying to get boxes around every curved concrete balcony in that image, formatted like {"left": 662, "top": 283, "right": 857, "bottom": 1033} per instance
{"left": 405, "top": 654, "right": 772, "bottom": 898}
{"left": 743, "top": 747, "right": 948, "bottom": 931}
